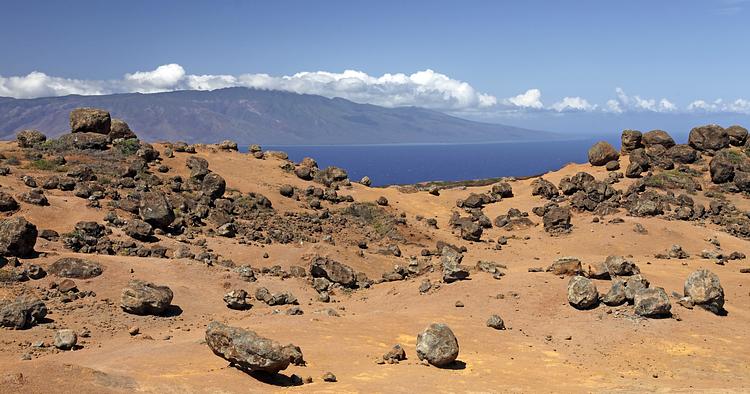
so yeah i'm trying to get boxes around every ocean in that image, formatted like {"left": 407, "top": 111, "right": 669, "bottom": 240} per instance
{"left": 261, "top": 137, "right": 618, "bottom": 186}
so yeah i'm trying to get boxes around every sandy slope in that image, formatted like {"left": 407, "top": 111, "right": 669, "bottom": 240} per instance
{"left": 1, "top": 142, "right": 749, "bottom": 393}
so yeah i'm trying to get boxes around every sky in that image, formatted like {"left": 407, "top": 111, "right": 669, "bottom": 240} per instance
{"left": 1, "top": 0, "right": 749, "bottom": 134}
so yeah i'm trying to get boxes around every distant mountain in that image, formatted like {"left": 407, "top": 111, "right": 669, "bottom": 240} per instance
{"left": 0, "top": 88, "right": 557, "bottom": 144}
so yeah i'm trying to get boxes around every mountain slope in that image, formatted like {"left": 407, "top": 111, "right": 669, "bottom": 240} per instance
{"left": 0, "top": 88, "right": 556, "bottom": 144}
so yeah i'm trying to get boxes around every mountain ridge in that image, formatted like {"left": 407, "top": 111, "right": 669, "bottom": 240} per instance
{"left": 0, "top": 87, "right": 557, "bottom": 144}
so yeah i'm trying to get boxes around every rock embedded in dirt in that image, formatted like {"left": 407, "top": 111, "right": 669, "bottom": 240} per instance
{"left": 486, "top": 314, "right": 506, "bottom": 330}
{"left": 634, "top": 287, "right": 671, "bottom": 317}
{"left": 0, "top": 295, "right": 47, "bottom": 329}
{"left": 48, "top": 257, "right": 103, "bottom": 279}
{"left": 53, "top": 329, "right": 78, "bottom": 350}
{"left": 547, "top": 257, "right": 582, "bottom": 276}
{"left": 255, "top": 287, "right": 297, "bottom": 306}
{"left": 602, "top": 278, "right": 627, "bottom": 306}
{"left": 604, "top": 256, "right": 639, "bottom": 277}
{"left": 624, "top": 274, "right": 650, "bottom": 303}
{"left": 460, "top": 221, "right": 483, "bottom": 241}
{"left": 279, "top": 184, "right": 294, "bottom": 197}
{"left": 70, "top": 108, "right": 111, "bottom": 134}
{"left": 120, "top": 279, "right": 174, "bottom": 315}
{"left": 205, "top": 321, "right": 301, "bottom": 374}
{"left": 0, "top": 216, "right": 37, "bottom": 257}
{"left": 688, "top": 124, "right": 729, "bottom": 151}
{"left": 684, "top": 269, "right": 725, "bottom": 315}
{"left": 567, "top": 276, "right": 599, "bottom": 309}
{"left": 416, "top": 323, "right": 459, "bottom": 367}
{"left": 588, "top": 141, "right": 620, "bottom": 166}
{"left": 543, "top": 206, "right": 571, "bottom": 234}
{"left": 441, "top": 246, "right": 470, "bottom": 283}
{"left": 309, "top": 256, "right": 357, "bottom": 288}
{"left": 322, "top": 372, "right": 337, "bottom": 382}
{"left": 0, "top": 191, "right": 19, "bottom": 212}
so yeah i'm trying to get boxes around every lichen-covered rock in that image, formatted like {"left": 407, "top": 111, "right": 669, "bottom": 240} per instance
{"left": 109, "top": 119, "right": 137, "bottom": 140}
{"left": 205, "top": 321, "right": 301, "bottom": 373}
{"left": 602, "top": 278, "right": 627, "bottom": 306}
{"left": 70, "top": 108, "right": 111, "bottom": 134}
{"left": 16, "top": 129, "right": 47, "bottom": 148}
{"left": 634, "top": 287, "right": 671, "bottom": 317}
{"left": 53, "top": 329, "right": 78, "bottom": 350}
{"left": 416, "top": 323, "right": 459, "bottom": 367}
{"left": 689, "top": 124, "right": 729, "bottom": 151}
{"left": 726, "top": 125, "right": 748, "bottom": 146}
{"left": 0, "top": 216, "right": 37, "bottom": 257}
{"left": 588, "top": 141, "right": 620, "bottom": 166}
{"left": 567, "top": 276, "right": 599, "bottom": 309}
{"left": 120, "top": 279, "right": 173, "bottom": 315}
{"left": 124, "top": 219, "right": 154, "bottom": 241}
{"left": 684, "top": 269, "right": 725, "bottom": 314}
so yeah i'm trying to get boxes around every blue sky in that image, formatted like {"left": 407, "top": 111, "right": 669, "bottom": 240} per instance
{"left": 1, "top": 0, "right": 749, "bottom": 133}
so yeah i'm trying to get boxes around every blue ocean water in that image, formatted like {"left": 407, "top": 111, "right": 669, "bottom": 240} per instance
{"left": 261, "top": 138, "right": 615, "bottom": 186}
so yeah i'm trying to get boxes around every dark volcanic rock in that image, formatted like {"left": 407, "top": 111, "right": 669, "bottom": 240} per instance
{"left": 621, "top": 130, "right": 643, "bottom": 153}
{"left": 567, "top": 276, "right": 599, "bottom": 309}
{"left": 531, "top": 178, "right": 559, "bottom": 199}
{"left": 48, "top": 257, "right": 103, "bottom": 279}
{"left": 726, "top": 125, "right": 748, "bottom": 146}
{"left": 642, "top": 130, "right": 675, "bottom": 149}
{"left": 0, "top": 191, "right": 19, "bottom": 212}
{"left": 0, "top": 216, "right": 37, "bottom": 257}
{"left": 689, "top": 124, "right": 729, "bottom": 151}
{"left": 202, "top": 173, "right": 226, "bottom": 200}
{"left": 109, "top": 118, "right": 137, "bottom": 140}
{"left": 0, "top": 295, "right": 47, "bottom": 329}
{"left": 634, "top": 287, "right": 671, "bottom": 317}
{"left": 416, "top": 323, "right": 459, "bottom": 367}
{"left": 588, "top": 141, "right": 620, "bottom": 166}
{"left": 667, "top": 144, "right": 699, "bottom": 164}
{"left": 120, "top": 279, "right": 173, "bottom": 315}
{"left": 124, "top": 219, "right": 154, "bottom": 241}
{"left": 310, "top": 256, "right": 357, "bottom": 288}
{"left": 543, "top": 206, "right": 571, "bottom": 234}
{"left": 709, "top": 151, "right": 738, "bottom": 184}
{"left": 440, "top": 246, "right": 470, "bottom": 283}
{"left": 70, "top": 108, "right": 111, "bottom": 134}
{"left": 684, "top": 269, "right": 724, "bottom": 314}
{"left": 18, "top": 189, "right": 48, "bottom": 206}
{"left": 59, "top": 132, "right": 109, "bottom": 150}
{"left": 205, "top": 321, "right": 301, "bottom": 374}
{"left": 139, "top": 191, "right": 175, "bottom": 229}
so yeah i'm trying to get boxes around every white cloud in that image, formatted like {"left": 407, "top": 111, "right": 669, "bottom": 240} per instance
{"left": 505, "top": 89, "right": 543, "bottom": 109}
{"left": 551, "top": 96, "right": 595, "bottom": 112}
{"left": 2, "top": 64, "right": 749, "bottom": 116}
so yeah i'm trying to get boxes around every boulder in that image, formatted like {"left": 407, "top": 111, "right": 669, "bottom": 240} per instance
{"left": 224, "top": 289, "right": 251, "bottom": 310}
{"left": 634, "top": 287, "right": 671, "bottom": 317}
{"left": 531, "top": 178, "right": 559, "bottom": 199}
{"left": 201, "top": 173, "right": 226, "bottom": 199}
{"left": 48, "top": 257, "right": 103, "bottom": 279}
{"left": 218, "top": 140, "right": 238, "bottom": 151}
{"left": 543, "top": 206, "right": 571, "bottom": 234}
{"left": 491, "top": 182, "right": 513, "bottom": 198}
{"left": 120, "top": 279, "right": 173, "bottom": 315}
{"left": 440, "top": 246, "right": 470, "bottom": 283}
{"left": 186, "top": 157, "right": 210, "bottom": 180}
{"left": 59, "top": 132, "right": 109, "bottom": 150}
{"left": 279, "top": 184, "right": 294, "bottom": 197}
{"left": 567, "top": 276, "right": 599, "bottom": 309}
{"left": 310, "top": 257, "right": 357, "bottom": 287}
{"left": 667, "top": 144, "right": 699, "bottom": 164}
{"left": 16, "top": 129, "right": 47, "bottom": 148}
{"left": 139, "top": 191, "right": 175, "bottom": 229}
{"left": 602, "top": 278, "right": 627, "bottom": 306}
{"left": 726, "top": 125, "right": 748, "bottom": 146}
{"left": 684, "top": 269, "right": 724, "bottom": 314}
{"left": 621, "top": 130, "right": 643, "bottom": 153}
{"left": 415, "top": 323, "right": 459, "bottom": 367}
{"left": 734, "top": 170, "right": 750, "bottom": 192}
{"left": 642, "top": 130, "right": 675, "bottom": 149}
{"left": 0, "top": 295, "right": 47, "bottom": 329}
{"left": 124, "top": 219, "right": 154, "bottom": 241}
{"left": 603, "top": 256, "right": 639, "bottom": 276}
{"left": 709, "top": 151, "right": 737, "bottom": 183}
{"left": 0, "top": 216, "right": 37, "bottom": 257}
{"left": 18, "top": 189, "right": 48, "bottom": 206}
{"left": 460, "top": 222, "right": 482, "bottom": 241}
{"left": 0, "top": 191, "right": 19, "bottom": 212}
{"left": 624, "top": 274, "right": 649, "bottom": 302}
{"left": 486, "top": 315, "right": 506, "bottom": 330}
{"left": 689, "top": 124, "right": 729, "bottom": 151}
{"left": 588, "top": 141, "right": 620, "bottom": 166}
{"left": 70, "top": 108, "right": 111, "bottom": 133}
{"left": 314, "top": 166, "right": 349, "bottom": 187}
{"left": 109, "top": 119, "right": 137, "bottom": 140}
{"left": 205, "top": 321, "right": 301, "bottom": 373}
{"left": 382, "top": 344, "right": 407, "bottom": 363}
{"left": 547, "top": 257, "right": 582, "bottom": 276}
{"left": 53, "top": 329, "right": 78, "bottom": 350}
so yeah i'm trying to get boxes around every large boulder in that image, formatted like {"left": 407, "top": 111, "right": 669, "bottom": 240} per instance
{"left": 70, "top": 108, "right": 111, "bottom": 134}
{"left": 602, "top": 278, "right": 627, "bottom": 306}
{"left": 48, "top": 257, "right": 102, "bottom": 279}
{"left": 120, "top": 279, "right": 173, "bottom": 315}
{"left": 0, "top": 216, "right": 37, "bottom": 257}
{"left": 709, "top": 151, "right": 738, "bottom": 184}
{"left": 16, "top": 129, "right": 47, "bottom": 148}
{"left": 642, "top": 130, "right": 675, "bottom": 149}
{"left": 415, "top": 323, "right": 459, "bottom": 367}
{"left": 53, "top": 329, "right": 78, "bottom": 350}
{"left": 726, "top": 125, "right": 748, "bottom": 146}
{"left": 109, "top": 119, "right": 137, "bottom": 140}
{"left": 314, "top": 166, "right": 349, "bottom": 187}
{"left": 684, "top": 269, "right": 724, "bottom": 314}
{"left": 689, "top": 124, "right": 729, "bottom": 151}
{"left": 567, "top": 276, "right": 599, "bottom": 309}
{"left": 205, "top": 321, "right": 301, "bottom": 373}
{"left": 543, "top": 206, "right": 571, "bottom": 234}
{"left": 603, "top": 255, "right": 639, "bottom": 276}
{"left": 440, "top": 246, "right": 470, "bottom": 283}
{"left": 139, "top": 191, "right": 175, "bottom": 229}
{"left": 201, "top": 173, "right": 226, "bottom": 200}
{"left": 634, "top": 287, "right": 671, "bottom": 317}
{"left": 186, "top": 157, "right": 210, "bottom": 180}
{"left": 58, "top": 132, "right": 109, "bottom": 150}
{"left": 124, "top": 219, "right": 154, "bottom": 241}
{"left": 588, "top": 141, "right": 620, "bottom": 166}
{"left": 0, "top": 295, "right": 47, "bottom": 329}
{"left": 667, "top": 144, "right": 699, "bottom": 164}
{"left": 621, "top": 130, "right": 643, "bottom": 153}
{"left": 309, "top": 256, "right": 357, "bottom": 287}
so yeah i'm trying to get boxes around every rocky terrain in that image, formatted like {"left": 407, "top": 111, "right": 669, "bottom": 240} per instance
{"left": 0, "top": 108, "right": 749, "bottom": 392}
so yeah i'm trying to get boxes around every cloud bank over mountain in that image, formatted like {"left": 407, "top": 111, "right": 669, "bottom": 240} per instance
{"left": 1, "top": 63, "right": 749, "bottom": 116}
